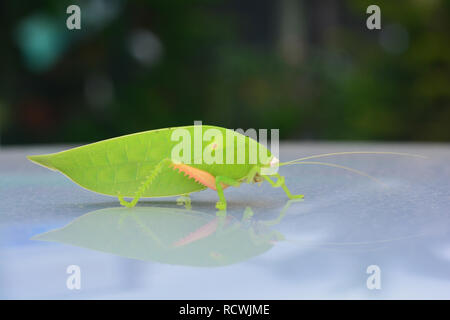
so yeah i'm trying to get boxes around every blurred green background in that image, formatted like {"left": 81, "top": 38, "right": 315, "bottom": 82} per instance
{"left": 0, "top": 0, "right": 449, "bottom": 145}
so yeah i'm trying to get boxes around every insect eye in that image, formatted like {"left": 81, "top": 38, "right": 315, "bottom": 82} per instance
{"left": 270, "top": 157, "right": 279, "bottom": 167}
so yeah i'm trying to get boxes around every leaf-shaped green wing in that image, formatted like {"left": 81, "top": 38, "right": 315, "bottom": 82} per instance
{"left": 27, "top": 128, "right": 207, "bottom": 197}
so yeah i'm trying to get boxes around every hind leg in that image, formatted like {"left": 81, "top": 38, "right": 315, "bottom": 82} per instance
{"left": 118, "top": 158, "right": 172, "bottom": 208}
{"left": 118, "top": 195, "right": 138, "bottom": 208}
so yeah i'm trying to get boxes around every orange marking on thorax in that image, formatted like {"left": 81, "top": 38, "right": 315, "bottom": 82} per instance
{"left": 171, "top": 163, "right": 228, "bottom": 191}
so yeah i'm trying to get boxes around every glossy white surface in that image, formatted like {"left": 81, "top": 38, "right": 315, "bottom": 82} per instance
{"left": 1, "top": 143, "right": 449, "bottom": 299}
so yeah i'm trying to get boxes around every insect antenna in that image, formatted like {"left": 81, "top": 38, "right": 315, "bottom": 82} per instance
{"left": 283, "top": 231, "right": 427, "bottom": 248}
{"left": 278, "top": 151, "right": 426, "bottom": 167}
{"left": 279, "top": 161, "right": 386, "bottom": 186}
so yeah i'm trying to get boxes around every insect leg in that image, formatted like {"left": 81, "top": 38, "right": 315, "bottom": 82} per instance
{"left": 118, "top": 158, "right": 172, "bottom": 208}
{"left": 176, "top": 193, "right": 192, "bottom": 210}
{"left": 214, "top": 176, "right": 240, "bottom": 210}
{"left": 242, "top": 206, "right": 254, "bottom": 221}
{"left": 262, "top": 173, "right": 304, "bottom": 200}
{"left": 259, "top": 198, "right": 303, "bottom": 227}
{"left": 245, "top": 165, "right": 260, "bottom": 183}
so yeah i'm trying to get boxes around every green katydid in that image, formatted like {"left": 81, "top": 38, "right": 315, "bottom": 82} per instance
{"left": 27, "top": 125, "right": 424, "bottom": 210}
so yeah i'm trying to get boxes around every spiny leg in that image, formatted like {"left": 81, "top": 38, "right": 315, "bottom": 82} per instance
{"left": 215, "top": 176, "right": 240, "bottom": 210}
{"left": 118, "top": 158, "right": 172, "bottom": 208}
{"left": 263, "top": 173, "right": 304, "bottom": 200}
{"left": 118, "top": 195, "right": 136, "bottom": 208}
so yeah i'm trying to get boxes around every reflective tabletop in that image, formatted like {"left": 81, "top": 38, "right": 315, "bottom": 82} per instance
{"left": 1, "top": 143, "right": 449, "bottom": 299}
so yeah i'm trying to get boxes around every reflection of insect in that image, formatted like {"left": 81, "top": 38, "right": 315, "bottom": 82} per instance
{"left": 27, "top": 125, "right": 424, "bottom": 209}
{"left": 32, "top": 200, "right": 299, "bottom": 267}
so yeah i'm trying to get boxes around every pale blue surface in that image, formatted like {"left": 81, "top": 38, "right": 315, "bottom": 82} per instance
{"left": 1, "top": 143, "right": 449, "bottom": 299}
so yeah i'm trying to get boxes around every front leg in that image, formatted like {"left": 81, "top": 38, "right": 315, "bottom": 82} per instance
{"left": 215, "top": 176, "right": 240, "bottom": 210}
{"left": 263, "top": 173, "right": 304, "bottom": 200}
{"left": 260, "top": 198, "right": 304, "bottom": 227}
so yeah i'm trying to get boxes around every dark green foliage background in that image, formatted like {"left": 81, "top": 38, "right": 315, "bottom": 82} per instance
{"left": 0, "top": 0, "right": 449, "bottom": 144}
